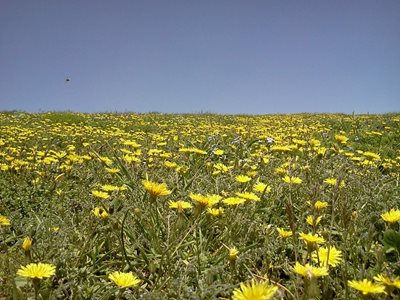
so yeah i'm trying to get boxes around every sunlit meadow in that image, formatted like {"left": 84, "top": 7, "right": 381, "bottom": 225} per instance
{"left": 1, "top": 112, "right": 399, "bottom": 299}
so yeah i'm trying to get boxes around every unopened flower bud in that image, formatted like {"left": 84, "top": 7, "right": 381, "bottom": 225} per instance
{"left": 228, "top": 247, "right": 239, "bottom": 262}
{"left": 22, "top": 237, "right": 32, "bottom": 252}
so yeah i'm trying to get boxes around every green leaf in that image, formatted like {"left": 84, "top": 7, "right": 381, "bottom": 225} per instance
{"left": 14, "top": 276, "right": 28, "bottom": 288}
{"left": 382, "top": 229, "right": 400, "bottom": 251}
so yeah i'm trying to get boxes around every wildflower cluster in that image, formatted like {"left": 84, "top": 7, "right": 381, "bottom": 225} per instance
{"left": 0, "top": 112, "right": 399, "bottom": 298}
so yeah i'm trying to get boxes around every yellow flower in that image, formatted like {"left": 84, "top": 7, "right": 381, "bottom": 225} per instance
{"left": 308, "top": 139, "right": 321, "bottom": 147}
{"left": 228, "top": 247, "right": 239, "bottom": 261}
{"left": 105, "top": 167, "right": 120, "bottom": 173}
{"left": 275, "top": 167, "right": 287, "bottom": 175}
{"left": 299, "top": 232, "right": 325, "bottom": 246}
{"left": 306, "top": 215, "right": 322, "bottom": 227}
{"left": 164, "top": 160, "right": 177, "bottom": 168}
{"left": 213, "top": 149, "right": 224, "bottom": 155}
{"left": 235, "top": 175, "right": 252, "bottom": 183}
{"left": 108, "top": 271, "right": 141, "bottom": 288}
{"left": 189, "top": 193, "right": 221, "bottom": 207}
{"left": 17, "top": 263, "right": 56, "bottom": 279}
{"left": 235, "top": 192, "right": 260, "bottom": 201}
{"left": 93, "top": 207, "right": 109, "bottom": 218}
{"left": 271, "top": 145, "right": 292, "bottom": 152}
{"left": 335, "top": 134, "right": 349, "bottom": 144}
{"left": 373, "top": 274, "right": 400, "bottom": 289}
{"left": 381, "top": 208, "right": 400, "bottom": 223}
{"left": 317, "top": 147, "right": 327, "bottom": 156}
{"left": 363, "top": 151, "right": 380, "bottom": 160}
{"left": 207, "top": 207, "right": 224, "bottom": 216}
{"left": 323, "top": 178, "right": 345, "bottom": 187}
{"left": 91, "top": 190, "right": 110, "bottom": 199}
{"left": 232, "top": 279, "right": 278, "bottom": 300}
{"left": 348, "top": 279, "right": 386, "bottom": 295}
{"left": 101, "top": 185, "right": 120, "bottom": 192}
{"left": 99, "top": 156, "right": 113, "bottom": 165}
{"left": 293, "top": 262, "right": 328, "bottom": 278}
{"left": 22, "top": 237, "right": 32, "bottom": 252}
{"left": 253, "top": 182, "right": 271, "bottom": 194}
{"left": 179, "top": 147, "right": 207, "bottom": 155}
{"left": 142, "top": 180, "right": 171, "bottom": 199}
{"left": 276, "top": 228, "right": 293, "bottom": 238}
{"left": 282, "top": 175, "right": 302, "bottom": 184}
{"left": 213, "top": 163, "right": 229, "bottom": 174}
{"left": 223, "top": 197, "right": 246, "bottom": 206}
{"left": 312, "top": 246, "right": 342, "bottom": 267}
{"left": 314, "top": 201, "right": 328, "bottom": 210}
{"left": 0, "top": 214, "right": 11, "bottom": 226}
{"left": 323, "top": 178, "right": 337, "bottom": 185}
{"left": 169, "top": 200, "right": 193, "bottom": 213}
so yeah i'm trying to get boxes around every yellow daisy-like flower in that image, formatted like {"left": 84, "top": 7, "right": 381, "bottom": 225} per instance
{"left": 381, "top": 208, "right": 400, "bottom": 223}
{"left": 299, "top": 232, "right": 325, "bottom": 246}
{"left": 17, "top": 263, "right": 56, "bottom": 279}
{"left": 373, "top": 274, "right": 400, "bottom": 289}
{"left": 275, "top": 167, "right": 287, "bottom": 175}
{"left": 223, "top": 197, "right": 246, "bottom": 206}
{"left": 306, "top": 215, "right": 322, "bottom": 227}
{"left": 253, "top": 182, "right": 271, "bottom": 194}
{"left": 314, "top": 201, "right": 328, "bottom": 210}
{"left": 293, "top": 262, "right": 328, "bottom": 279}
{"left": 99, "top": 156, "right": 113, "bottom": 166}
{"left": 334, "top": 134, "right": 349, "bottom": 144}
{"left": 317, "top": 147, "right": 327, "bottom": 156}
{"left": 271, "top": 145, "right": 292, "bottom": 152}
{"left": 164, "top": 160, "right": 177, "bottom": 168}
{"left": 189, "top": 193, "right": 221, "bottom": 207}
{"left": 235, "top": 192, "right": 260, "bottom": 201}
{"left": 101, "top": 185, "right": 120, "bottom": 192}
{"left": 323, "top": 178, "right": 337, "bottom": 185}
{"left": 142, "top": 180, "right": 172, "bottom": 199}
{"left": 348, "top": 279, "right": 386, "bottom": 295}
{"left": 179, "top": 147, "right": 207, "bottom": 155}
{"left": 235, "top": 175, "right": 252, "bottom": 183}
{"left": 108, "top": 271, "right": 141, "bottom": 288}
{"left": 363, "top": 151, "right": 381, "bottom": 160}
{"left": 91, "top": 190, "right": 110, "bottom": 199}
{"left": 308, "top": 139, "right": 321, "bottom": 147}
{"left": 0, "top": 214, "right": 11, "bottom": 226}
{"left": 105, "top": 167, "right": 120, "bottom": 174}
{"left": 207, "top": 207, "right": 224, "bottom": 216}
{"left": 232, "top": 279, "right": 278, "bottom": 300}
{"left": 276, "top": 228, "right": 293, "bottom": 238}
{"left": 246, "top": 170, "right": 258, "bottom": 178}
{"left": 213, "top": 163, "right": 229, "bottom": 174}
{"left": 205, "top": 194, "right": 223, "bottom": 205}
{"left": 169, "top": 200, "right": 193, "bottom": 213}
{"left": 323, "top": 178, "right": 345, "bottom": 187}
{"left": 312, "top": 246, "right": 342, "bottom": 267}
{"left": 282, "top": 175, "right": 302, "bottom": 184}
{"left": 93, "top": 207, "right": 109, "bottom": 218}
{"left": 213, "top": 149, "right": 224, "bottom": 155}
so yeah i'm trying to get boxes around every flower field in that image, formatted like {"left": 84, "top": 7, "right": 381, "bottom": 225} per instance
{"left": 0, "top": 112, "right": 400, "bottom": 299}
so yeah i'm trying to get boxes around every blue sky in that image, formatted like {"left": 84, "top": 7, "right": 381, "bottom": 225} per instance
{"left": 1, "top": 0, "right": 399, "bottom": 114}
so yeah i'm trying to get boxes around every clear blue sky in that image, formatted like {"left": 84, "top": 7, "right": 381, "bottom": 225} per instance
{"left": 1, "top": 0, "right": 399, "bottom": 114}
